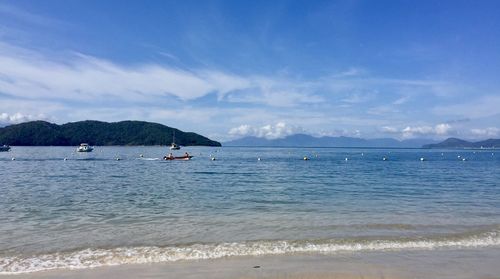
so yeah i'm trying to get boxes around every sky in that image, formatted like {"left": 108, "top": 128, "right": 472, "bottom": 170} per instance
{"left": 0, "top": 0, "right": 499, "bottom": 141}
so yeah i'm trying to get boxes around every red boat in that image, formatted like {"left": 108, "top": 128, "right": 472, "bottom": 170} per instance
{"left": 163, "top": 155, "right": 193, "bottom": 161}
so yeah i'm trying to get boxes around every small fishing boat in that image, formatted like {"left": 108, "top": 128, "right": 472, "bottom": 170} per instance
{"left": 77, "top": 143, "right": 94, "bottom": 152}
{"left": 163, "top": 155, "right": 193, "bottom": 161}
{"left": 0, "top": 145, "right": 10, "bottom": 152}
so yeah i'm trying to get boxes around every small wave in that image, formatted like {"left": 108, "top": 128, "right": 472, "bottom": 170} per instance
{"left": 1, "top": 230, "right": 499, "bottom": 274}
{"left": 138, "top": 157, "right": 160, "bottom": 161}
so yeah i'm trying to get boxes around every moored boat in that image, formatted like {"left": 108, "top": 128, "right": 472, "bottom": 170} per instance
{"left": 0, "top": 145, "right": 10, "bottom": 152}
{"left": 77, "top": 143, "right": 94, "bottom": 152}
{"left": 169, "top": 131, "right": 181, "bottom": 150}
{"left": 169, "top": 142, "right": 181, "bottom": 150}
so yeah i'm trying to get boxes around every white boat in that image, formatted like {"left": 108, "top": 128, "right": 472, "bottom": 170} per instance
{"left": 0, "top": 145, "right": 10, "bottom": 152}
{"left": 77, "top": 143, "right": 94, "bottom": 152}
{"left": 169, "top": 142, "right": 181, "bottom": 150}
{"left": 169, "top": 131, "right": 181, "bottom": 150}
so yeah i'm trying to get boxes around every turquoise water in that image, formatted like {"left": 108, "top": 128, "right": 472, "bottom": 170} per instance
{"left": 0, "top": 147, "right": 499, "bottom": 273}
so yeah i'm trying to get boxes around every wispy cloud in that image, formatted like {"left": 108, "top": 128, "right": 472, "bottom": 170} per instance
{"left": 0, "top": 3, "right": 67, "bottom": 27}
{"left": 0, "top": 44, "right": 249, "bottom": 102}
{"left": 433, "top": 95, "right": 500, "bottom": 119}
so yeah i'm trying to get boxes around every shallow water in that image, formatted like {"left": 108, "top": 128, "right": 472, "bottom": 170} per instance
{"left": 0, "top": 146, "right": 499, "bottom": 273}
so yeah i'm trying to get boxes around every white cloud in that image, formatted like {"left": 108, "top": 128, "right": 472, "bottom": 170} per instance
{"left": 434, "top": 123, "right": 452, "bottom": 135}
{"left": 0, "top": 112, "right": 50, "bottom": 126}
{"left": 381, "top": 123, "right": 455, "bottom": 139}
{"left": 229, "top": 122, "right": 305, "bottom": 139}
{"left": 470, "top": 127, "right": 500, "bottom": 138}
{"left": 380, "top": 126, "right": 399, "bottom": 133}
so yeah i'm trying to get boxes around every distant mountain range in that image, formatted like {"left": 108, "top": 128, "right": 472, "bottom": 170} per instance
{"left": 0, "top": 120, "right": 221, "bottom": 146}
{"left": 224, "top": 134, "right": 438, "bottom": 148}
{"left": 423, "top": 138, "right": 500, "bottom": 148}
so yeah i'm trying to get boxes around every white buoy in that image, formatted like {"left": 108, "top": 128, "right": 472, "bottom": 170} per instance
{"left": 140, "top": 154, "right": 144, "bottom": 157}
{"left": 420, "top": 157, "right": 425, "bottom": 161}
{"left": 64, "top": 158, "right": 67, "bottom": 161}
{"left": 211, "top": 157, "right": 216, "bottom": 161}
{"left": 345, "top": 157, "right": 348, "bottom": 161}
{"left": 116, "top": 158, "right": 121, "bottom": 161}
{"left": 257, "top": 157, "right": 261, "bottom": 161}
{"left": 462, "top": 158, "right": 466, "bottom": 161}
{"left": 458, "top": 155, "right": 461, "bottom": 158}
{"left": 11, "top": 157, "right": 15, "bottom": 161}
{"left": 383, "top": 157, "right": 387, "bottom": 161}
{"left": 303, "top": 156, "right": 309, "bottom": 161}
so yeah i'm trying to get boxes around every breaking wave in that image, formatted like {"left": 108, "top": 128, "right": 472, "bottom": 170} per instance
{"left": 1, "top": 229, "right": 499, "bottom": 274}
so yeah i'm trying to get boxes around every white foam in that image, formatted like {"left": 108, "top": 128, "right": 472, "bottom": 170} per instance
{"left": 1, "top": 230, "right": 499, "bottom": 274}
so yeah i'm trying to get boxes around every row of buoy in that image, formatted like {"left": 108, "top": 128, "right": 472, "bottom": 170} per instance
{"left": 6, "top": 152, "right": 490, "bottom": 162}
{"left": 298, "top": 156, "right": 470, "bottom": 162}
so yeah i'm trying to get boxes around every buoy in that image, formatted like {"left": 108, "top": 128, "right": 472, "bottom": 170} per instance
{"left": 345, "top": 157, "right": 348, "bottom": 161}
{"left": 140, "top": 154, "right": 144, "bottom": 157}
{"left": 382, "top": 157, "right": 387, "bottom": 161}
{"left": 462, "top": 158, "right": 466, "bottom": 161}
{"left": 116, "top": 158, "right": 121, "bottom": 161}
{"left": 211, "top": 157, "right": 216, "bottom": 161}
{"left": 257, "top": 157, "right": 261, "bottom": 161}
{"left": 458, "top": 155, "right": 461, "bottom": 158}
{"left": 420, "top": 157, "right": 425, "bottom": 161}
{"left": 11, "top": 157, "right": 15, "bottom": 161}
{"left": 64, "top": 158, "right": 67, "bottom": 161}
{"left": 303, "top": 156, "right": 309, "bottom": 161}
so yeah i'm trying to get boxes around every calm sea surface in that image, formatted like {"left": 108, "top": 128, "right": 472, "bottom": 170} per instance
{"left": 0, "top": 146, "right": 499, "bottom": 273}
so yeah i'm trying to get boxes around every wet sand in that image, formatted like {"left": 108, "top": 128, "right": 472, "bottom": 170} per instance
{"left": 4, "top": 248, "right": 500, "bottom": 279}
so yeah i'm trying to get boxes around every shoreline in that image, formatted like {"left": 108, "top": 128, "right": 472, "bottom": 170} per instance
{"left": 3, "top": 248, "right": 500, "bottom": 279}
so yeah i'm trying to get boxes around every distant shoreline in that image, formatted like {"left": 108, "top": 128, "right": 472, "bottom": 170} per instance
{"left": 220, "top": 145, "right": 499, "bottom": 150}
{"left": 3, "top": 145, "right": 499, "bottom": 150}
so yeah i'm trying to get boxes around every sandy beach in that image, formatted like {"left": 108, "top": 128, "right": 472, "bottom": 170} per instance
{"left": 4, "top": 248, "right": 500, "bottom": 279}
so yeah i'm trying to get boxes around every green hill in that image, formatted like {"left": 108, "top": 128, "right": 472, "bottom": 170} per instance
{"left": 0, "top": 120, "right": 221, "bottom": 146}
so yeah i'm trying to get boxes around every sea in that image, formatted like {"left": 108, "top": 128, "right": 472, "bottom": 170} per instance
{"left": 0, "top": 146, "right": 499, "bottom": 274}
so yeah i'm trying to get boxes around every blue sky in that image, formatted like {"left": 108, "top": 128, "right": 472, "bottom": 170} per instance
{"left": 0, "top": 0, "right": 499, "bottom": 141}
